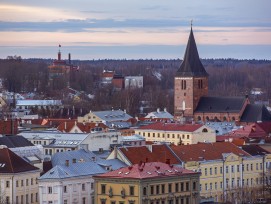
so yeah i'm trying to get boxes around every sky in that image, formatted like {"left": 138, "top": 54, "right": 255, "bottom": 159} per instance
{"left": 0, "top": 0, "right": 271, "bottom": 60}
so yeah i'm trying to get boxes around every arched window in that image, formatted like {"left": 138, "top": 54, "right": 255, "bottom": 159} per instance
{"left": 197, "top": 116, "right": 201, "bottom": 121}
{"left": 202, "top": 128, "right": 208, "bottom": 133}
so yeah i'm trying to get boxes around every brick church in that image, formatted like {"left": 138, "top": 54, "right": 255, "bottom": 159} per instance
{"left": 174, "top": 27, "right": 271, "bottom": 123}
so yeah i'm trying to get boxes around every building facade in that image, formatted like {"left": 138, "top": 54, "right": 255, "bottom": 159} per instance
{"left": 134, "top": 122, "right": 216, "bottom": 145}
{"left": 94, "top": 162, "right": 200, "bottom": 204}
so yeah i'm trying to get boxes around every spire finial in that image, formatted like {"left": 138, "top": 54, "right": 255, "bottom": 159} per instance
{"left": 190, "top": 19, "right": 193, "bottom": 29}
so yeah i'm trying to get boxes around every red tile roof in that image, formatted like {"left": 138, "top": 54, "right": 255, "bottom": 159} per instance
{"left": 95, "top": 162, "right": 198, "bottom": 179}
{"left": 226, "top": 123, "right": 267, "bottom": 139}
{"left": 41, "top": 118, "right": 76, "bottom": 126}
{"left": 138, "top": 122, "right": 203, "bottom": 132}
{"left": 171, "top": 142, "right": 250, "bottom": 162}
{"left": 57, "top": 121, "right": 108, "bottom": 133}
{"left": 119, "top": 144, "right": 180, "bottom": 165}
{"left": 0, "top": 147, "right": 39, "bottom": 173}
{"left": 257, "top": 122, "right": 271, "bottom": 134}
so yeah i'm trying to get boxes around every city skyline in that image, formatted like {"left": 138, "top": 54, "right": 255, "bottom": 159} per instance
{"left": 1, "top": 0, "right": 271, "bottom": 60}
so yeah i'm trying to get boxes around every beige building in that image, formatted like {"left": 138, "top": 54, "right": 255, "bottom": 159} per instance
{"left": 171, "top": 143, "right": 271, "bottom": 203}
{"left": 0, "top": 146, "right": 40, "bottom": 204}
{"left": 135, "top": 122, "right": 215, "bottom": 145}
{"left": 94, "top": 162, "right": 200, "bottom": 204}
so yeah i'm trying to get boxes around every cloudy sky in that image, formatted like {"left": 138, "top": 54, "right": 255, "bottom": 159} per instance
{"left": 0, "top": 0, "right": 271, "bottom": 60}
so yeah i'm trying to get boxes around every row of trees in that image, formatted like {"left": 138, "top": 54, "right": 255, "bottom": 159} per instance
{"left": 0, "top": 57, "right": 270, "bottom": 117}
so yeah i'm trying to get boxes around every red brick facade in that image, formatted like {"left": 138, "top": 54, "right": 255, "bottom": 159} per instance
{"left": 174, "top": 77, "right": 208, "bottom": 119}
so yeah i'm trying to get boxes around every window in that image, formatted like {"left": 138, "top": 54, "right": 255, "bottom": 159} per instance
{"left": 204, "top": 168, "right": 207, "bottom": 176}
{"left": 82, "top": 183, "right": 85, "bottom": 191}
{"left": 129, "top": 186, "right": 134, "bottom": 195}
{"left": 21, "top": 180, "right": 24, "bottom": 187}
{"left": 175, "top": 183, "right": 179, "bottom": 192}
{"left": 64, "top": 200, "right": 68, "bottom": 204}
{"left": 156, "top": 185, "right": 160, "bottom": 194}
{"left": 220, "top": 167, "right": 223, "bottom": 174}
{"left": 31, "top": 178, "right": 33, "bottom": 185}
{"left": 260, "top": 163, "right": 263, "bottom": 170}
{"left": 205, "top": 183, "right": 208, "bottom": 191}
{"left": 187, "top": 135, "right": 190, "bottom": 139}
{"left": 210, "top": 183, "right": 212, "bottom": 190}
{"left": 48, "top": 187, "right": 52, "bottom": 194}
{"left": 251, "top": 164, "right": 253, "bottom": 171}
{"left": 26, "top": 179, "right": 29, "bottom": 186}
{"left": 161, "top": 184, "right": 165, "bottom": 193}
{"left": 180, "top": 183, "right": 184, "bottom": 191}
{"left": 220, "top": 182, "right": 223, "bottom": 189}
{"left": 143, "top": 187, "right": 147, "bottom": 195}
{"left": 26, "top": 194, "right": 29, "bottom": 203}
{"left": 215, "top": 182, "right": 217, "bottom": 190}
{"left": 6, "top": 196, "right": 9, "bottom": 204}
{"left": 6, "top": 181, "right": 9, "bottom": 188}
{"left": 193, "top": 182, "right": 196, "bottom": 190}
{"left": 210, "top": 168, "right": 212, "bottom": 175}
{"left": 256, "top": 163, "right": 259, "bottom": 170}
{"left": 16, "top": 180, "right": 19, "bottom": 187}
{"left": 153, "top": 133, "right": 155, "bottom": 138}
{"left": 186, "top": 182, "right": 189, "bottom": 191}
{"left": 151, "top": 186, "right": 154, "bottom": 195}
{"left": 168, "top": 183, "right": 172, "bottom": 193}
{"left": 82, "top": 197, "right": 86, "bottom": 204}
{"left": 214, "top": 167, "right": 217, "bottom": 175}
{"left": 247, "top": 164, "right": 249, "bottom": 171}
{"left": 91, "top": 182, "right": 94, "bottom": 189}
{"left": 226, "top": 166, "right": 228, "bottom": 173}
{"left": 36, "top": 193, "right": 38, "bottom": 202}
{"left": 101, "top": 184, "right": 106, "bottom": 194}
{"left": 231, "top": 165, "right": 234, "bottom": 173}
{"left": 64, "top": 186, "right": 67, "bottom": 193}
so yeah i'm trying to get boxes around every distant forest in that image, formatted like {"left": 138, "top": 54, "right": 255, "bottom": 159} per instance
{"left": 0, "top": 57, "right": 270, "bottom": 117}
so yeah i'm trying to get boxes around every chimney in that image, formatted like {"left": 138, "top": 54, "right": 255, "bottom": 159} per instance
{"left": 72, "top": 158, "right": 76, "bottom": 163}
{"left": 58, "top": 51, "right": 61, "bottom": 61}
{"left": 68, "top": 53, "right": 71, "bottom": 64}
{"left": 65, "top": 160, "right": 69, "bottom": 166}
{"left": 92, "top": 156, "right": 96, "bottom": 161}
{"left": 64, "top": 122, "right": 67, "bottom": 130}
{"left": 164, "top": 107, "right": 167, "bottom": 112}
{"left": 157, "top": 108, "right": 160, "bottom": 113}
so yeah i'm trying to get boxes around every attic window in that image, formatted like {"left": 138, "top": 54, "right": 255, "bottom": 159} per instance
{"left": 0, "top": 163, "right": 6, "bottom": 168}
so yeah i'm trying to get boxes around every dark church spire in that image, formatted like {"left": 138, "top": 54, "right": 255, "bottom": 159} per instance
{"left": 176, "top": 25, "right": 208, "bottom": 77}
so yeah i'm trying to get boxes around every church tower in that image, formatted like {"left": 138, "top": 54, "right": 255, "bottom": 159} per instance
{"left": 174, "top": 26, "right": 208, "bottom": 119}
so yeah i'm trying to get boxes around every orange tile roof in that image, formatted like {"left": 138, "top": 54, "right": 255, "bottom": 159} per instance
{"left": 139, "top": 122, "right": 203, "bottom": 132}
{"left": 119, "top": 144, "right": 181, "bottom": 165}
{"left": 94, "top": 162, "right": 198, "bottom": 179}
{"left": 171, "top": 142, "right": 250, "bottom": 162}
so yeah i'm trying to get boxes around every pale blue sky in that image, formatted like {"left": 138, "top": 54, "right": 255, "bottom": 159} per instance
{"left": 0, "top": 0, "right": 271, "bottom": 59}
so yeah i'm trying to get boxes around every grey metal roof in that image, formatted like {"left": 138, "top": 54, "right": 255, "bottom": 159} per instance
{"left": 51, "top": 149, "right": 97, "bottom": 166}
{"left": 195, "top": 96, "right": 247, "bottom": 113}
{"left": 176, "top": 27, "right": 208, "bottom": 77}
{"left": 51, "top": 149, "right": 127, "bottom": 170}
{"left": 93, "top": 110, "right": 132, "bottom": 122}
{"left": 0, "top": 135, "right": 34, "bottom": 148}
{"left": 39, "top": 162, "right": 107, "bottom": 180}
{"left": 240, "top": 104, "right": 271, "bottom": 122}
{"left": 107, "top": 121, "right": 132, "bottom": 129}
{"left": 146, "top": 110, "right": 173, "bottom": 119}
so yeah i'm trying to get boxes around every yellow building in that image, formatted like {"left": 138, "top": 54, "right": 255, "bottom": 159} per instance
{"left": 0, "top": 146, "right": 40, "bottom": 204}
{"left": 171, "top": 143, "right": 271, "bottom": 203}
{"left": 94, "top": 162, "right": 200, "bottom": 204}
{"left": 135, "top": 122, "right": 216, "bottom": 145}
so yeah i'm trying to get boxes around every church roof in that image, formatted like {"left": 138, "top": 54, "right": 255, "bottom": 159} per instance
{"left": 195, "top": 96, "right": 247, "bottom": 113}
{"left": 176, "top": 27, "right": 208, "bottom": 77}
{"left": 240, "top": 104, "right": 271, "bottom": 122}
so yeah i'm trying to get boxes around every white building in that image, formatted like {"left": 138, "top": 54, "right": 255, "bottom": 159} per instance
{"left": 16, "top": 100, "right": 62, "bottom": 110}
{"left": 19, "top": 131, "right": 123, "bottom": 158}
{"left": 39, "top": 149, "right": 126, "bottom": 204}
{"left": 124, "top": 76, "right": 143, "bottom": 89}
{"left": 145, "top": 108, "right": 174, "bottom": 119}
